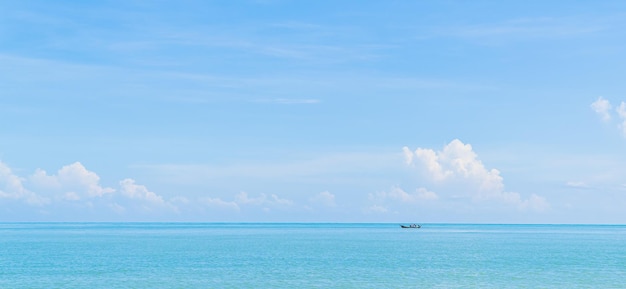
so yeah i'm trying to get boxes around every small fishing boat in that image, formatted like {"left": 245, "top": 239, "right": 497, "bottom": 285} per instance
{"left": 400, "top": 224, "right": 421, "bottom": 229}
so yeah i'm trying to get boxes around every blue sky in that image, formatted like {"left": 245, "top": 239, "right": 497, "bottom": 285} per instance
{"left": 2, "top": 1, "right": 626, "bottom": 223}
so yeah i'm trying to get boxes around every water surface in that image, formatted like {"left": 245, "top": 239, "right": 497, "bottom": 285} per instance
{"left": 1, "top": 223, "right": 624, "bottom": 288}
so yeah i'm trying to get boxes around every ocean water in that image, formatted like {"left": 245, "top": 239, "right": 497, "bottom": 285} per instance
{"left": 1, "top": 223, "right": 625, "bottom": 288}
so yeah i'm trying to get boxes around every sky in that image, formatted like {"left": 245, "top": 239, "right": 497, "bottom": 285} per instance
{"left": 2, "top": 1, "right": 626, "bottom": 223}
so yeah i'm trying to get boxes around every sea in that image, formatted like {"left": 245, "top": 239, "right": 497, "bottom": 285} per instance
{"left": 1, "top": 223, "right": 625, "bottom": 288}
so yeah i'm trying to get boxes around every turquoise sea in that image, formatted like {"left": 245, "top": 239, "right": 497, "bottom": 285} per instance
{"left": 1, "top": 223, "right": 625, "bottom": 288}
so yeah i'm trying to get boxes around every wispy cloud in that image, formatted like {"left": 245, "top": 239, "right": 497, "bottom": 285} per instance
{"left": 445, "top": 17, "right": 606, "bottom": 42}
{"left": 565, "top": 181, "right": 589, "bottom": 189}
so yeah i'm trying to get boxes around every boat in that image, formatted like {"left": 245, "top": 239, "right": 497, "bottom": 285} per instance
{"left": 400, "top": 224, "right": 421, "bottom": 228}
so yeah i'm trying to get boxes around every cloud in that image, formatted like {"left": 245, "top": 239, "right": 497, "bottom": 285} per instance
{"left": 404, "top": 140, "right": 503, "bottom": 191}
{"left": 403, "top": 139, "right": 548, "bottom": 211}
{"left": 235, "top": 191, "right": 293, "bottom": 207}
{"left": 370, "top": 186, "right": 438, "bottom": 203}
{"left": 63, "top": 191, "right": 81, "bottom": 201}
{"left": 30, "top": 162, "right": 115, "bottom": 198}
{"left": 565, "top": 181, "right": 588, "bottom": 189}
{"left": 200, "top": 197, "right": 240, "bottom": 211}
{"left": 520, "top": 194, "right": 551, "bottom": 211}
{"left": 1, "top": 161, "right": 180, "bottom": 216}
{"left": 199, "top": 191, "right": 294, "bottom": 214}
{"left": 309, "top": 191, "right": 336, "bottom": 207}
{"left": 0, "top": 161, "right": 48, "bottom": 205}
{"left": 591, "top": 97, "right": 612, "bottom": 122}
{"left": 109, "top": 202, "right": 125, "bottom": 214}
{"left": 119, "top": 178, "right": 166, "bottom": 204}
{"left": 590, "top": 97, "right": 626, "bottom": 137}
{"left": 447, "top": 17, "right": 605, "bottom": 42}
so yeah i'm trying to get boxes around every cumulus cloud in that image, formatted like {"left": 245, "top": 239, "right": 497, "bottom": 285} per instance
{"left": 591, "top": 97, "right": 612, "bottom": 122}
{"left": 0, "top": 161, "right": 180, "bottom": 216}
{"left": 415, "top": 147, "right": 451, "bottom": 181}
{"left": 0, "top": 161, "right": 48, "bottom": 205}
{"left": 30, "top": 162, "right": 115, "bottom": 198}
{"left": 404, "top": 140, "right": 503, "bottom": 191}
{"left": 119, "top": 178, "right": 166, "bottom": 204}
{"left": 2, "top": 159, "right": 305, "bottom": 219}
{"left": 402, "top": 147, "right": 414, "bottom": 166}
{"left": 403, "top": 139, "right": 548, "bottom": 211}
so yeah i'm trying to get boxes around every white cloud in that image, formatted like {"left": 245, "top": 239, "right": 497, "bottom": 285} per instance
{"left": 591, "top": 97, "right": 612, "bottom": 122}
{"left": 309, "top": 191, "right": 336, "bottom": 207}
{"left": 521, "top": 194, "right": 550, "bottom": 211}
{"left": 403, "top": 146, "right": 452, "bottom": 181}
{"left": 405, "top": 140, "right": 503, "bottom": 191}
{"left": 0, "top": 162, "right": 27, "bottom": 198}
{"left": 200, "top": 197, "right": 240, "bottom": 211}
{"left": 416, "top": 188, "right": 439, "bottom": 200}
{"left": 30, "top": 162, "right": 115, "bottom": 198}
{"left": 199, "top": 191, "right": 293, "bottom": 213}
{"left": 63, "top": 191, "right": 81, "bottom": 201}
{"left": 119, "top": 178, "right": 165, "bottom": 204}
{"left": 402, "top": 147, "right": 414, "bottom": 166}
{"left": 404, "top": 139, "right": 548, "bottom": 211}
{"left": 589, "top": 97, "right": 626, "bottom": 137}
{"left": 370, "top": 186, "right": 438, "bottom": 203}
{"left": 6, "top": 161, "right": 179, "bottom": 214}
{"left": 0, "top": 161, "right": 48, "bottom": 205}
{"left": 30, "top": 168, "right": 60, "bottom": 189}
{"left": 170, "top": 196, "right": 190, "bottom": 204}
{"left": 270, "top": 194, "right": 293, "bottom": 206}
{"left": 235, "top": 191, "right": 293, "bottom": 207}
{"left": 235, "top": 191, "right": 264, "bottom": 205}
